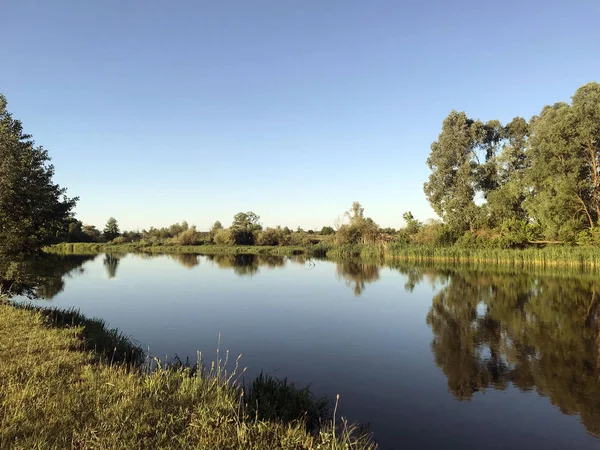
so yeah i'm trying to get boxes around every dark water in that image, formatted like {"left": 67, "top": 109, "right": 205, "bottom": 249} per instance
{"left": 11, "top": 253, "right": 600, "bottom": 449}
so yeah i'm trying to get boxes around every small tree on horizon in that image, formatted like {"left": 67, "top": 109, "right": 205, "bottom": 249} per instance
{"left": 103, "top": 217, "right": 120, "bottom": 241}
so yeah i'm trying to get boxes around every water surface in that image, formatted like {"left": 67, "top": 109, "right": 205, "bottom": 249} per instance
{"left": 14, "top": 253, "right": 600, "bottom": 449}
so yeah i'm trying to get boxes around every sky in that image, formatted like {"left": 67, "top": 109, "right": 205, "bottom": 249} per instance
{"left": 2, "top": 1, "right": 599, "bottom": 231}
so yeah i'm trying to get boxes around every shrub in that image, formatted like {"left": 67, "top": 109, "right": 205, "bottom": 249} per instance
{"left": 213, "top": 229, "right": 234, "bottom": 246}
{"left": 256, "top": 228, "right": 290, "bottom": 246}
{"left": 174, "top": 228, "right": 200, "bottom": 246}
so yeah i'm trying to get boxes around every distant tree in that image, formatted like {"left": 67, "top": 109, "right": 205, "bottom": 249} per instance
{"left": 402, "top": 211, "right": 422, "bottom": 235}
{"left": 320, "top": 226, "right": 335, "bottom": 235}
{"left": 211, "top": 220, "right": 223, "bottom": 233}
{"left": 336, "top": 202, "right": 380, "bottom": 244}
{"left": 82, "top": 224, "right": 101, "bottom": 242}
{"left": 0, "top": 93, "right": 78, "bottom": 255}
{"left": 283, "top": 226, "right": 292, "bottom": 235}
{"left": 307, "top": 229, "right": 315, "bottom": 234}
{"left": 103, "top": 218, "right": 120, "bottom": 241}
{"left": 296, "top": 226, "right": 304, "bottom": 233}
{"left": 230, "top": 212, "right": 262, "bottom": 245}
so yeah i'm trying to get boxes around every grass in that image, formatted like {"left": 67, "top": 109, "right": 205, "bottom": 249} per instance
{"left": 385, "top": 244, "right": 600, "bottom": 269}
{"left": 47, "top": 241, "right": 600, "bottom": 270}
{"left": 0, "top": 299, "right": 376, "bottom": 449}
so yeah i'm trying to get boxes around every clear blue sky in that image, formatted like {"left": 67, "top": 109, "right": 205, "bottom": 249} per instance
{"left": 2, "top": 1, "right": 599, "bottom": 231}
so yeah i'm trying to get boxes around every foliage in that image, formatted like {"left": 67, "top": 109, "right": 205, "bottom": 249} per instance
{"left": 103, "top": 217, "right": 120, "bottom": 241}
{"left": 0, "top": 93, "right": 78, "bottom": 256}
{"left": 229, "top": 212, "right": 262, "bottom": 245}
{"left": 424, "top": 81, "right": 600, "bottom": 241}
{"left": 174, "top": 227, "right": 201, "bottom": 245}
{"left": 335, "top": 202, "right": 380, "bottom": 245}
{"left": 256, "top": 227, "right": 291, "bottom": 246}
{"left": 213, "top": 228, "right": 235, "bottom": 246}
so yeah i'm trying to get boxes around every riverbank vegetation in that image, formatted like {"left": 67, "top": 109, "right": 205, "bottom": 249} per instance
{"left": 0, "top": 298, "right": 375, "bottom": 449}
{"left": 50, "top": 82, "right": 600, "bottom": 263}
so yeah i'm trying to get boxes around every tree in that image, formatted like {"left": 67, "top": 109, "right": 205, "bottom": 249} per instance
{"left": 211, "top": 220, "right": 223, "bottom": 233}
{"left": 320, "top": 226, "right": 335, "bottom": 235}
{"left": 230, "top": 212, "right": 262, "bottom": 245}
{"left": 82, "top": 224, "right": 101, "bottom": 242}
{"left": 424, "top": 112, "right": 504, "bottom": 232}
{"left": 402, "top": 211, "right": 422, "bottom": 235}
{"left": 523, "top": 84, "right": 600, "bottom": 241}
{"left": 336, "top": 202, "right": 380, "bottom": 244}
{"left": 0, "top": 94, "right": 77, "bottom": 255}
{"left": 103, "top": 217, "right": 120, "bottom": 241}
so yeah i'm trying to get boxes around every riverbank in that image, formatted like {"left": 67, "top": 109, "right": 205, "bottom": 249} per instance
{"left": 0, "top": 300, "right": 375, "bottom": 449}
{"left": 47, "top": 242, "right": 600, "bottom": 269}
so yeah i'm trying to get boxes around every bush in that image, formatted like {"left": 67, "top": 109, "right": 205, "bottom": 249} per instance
{"left": 577, "top": 228, "right": 600, "bottom": 246}
{"left": 256, "top": 228, "right": 290, "bottom": 246}
{"left": 174, "top": 228, "right": 200, "bottom": 246}
{"left": 412, "top": 221, "right": 457, "bottom": 247}
{"left": 213, "top": 229, "right": 234, "bottom": 246}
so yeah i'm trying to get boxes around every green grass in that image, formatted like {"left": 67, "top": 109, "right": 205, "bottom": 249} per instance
{"left": 0, "top": 300, "right": 376, "bottom": 449}
{"left": 47, "top": 241, "right": 600, "bottom": 270}
{"left": 385, "top": 244, "right": 600, "bottom": 269}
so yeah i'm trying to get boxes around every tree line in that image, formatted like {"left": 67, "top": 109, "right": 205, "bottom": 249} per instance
{"left": 424, "top": 81, "right": 600, "bottom": 247}
{"left": 1, "top": 82, "right": 598, "bottom": 257}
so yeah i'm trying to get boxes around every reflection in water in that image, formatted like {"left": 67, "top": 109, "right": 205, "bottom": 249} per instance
{"left": 5, "top": 252, "right": 600, "bottom": 440}
{"left": 0, "top": 254, "right": 96, "bottom": 299}
{"left": 103, "top": 254, "right": 121, "bottom": 279}
{"left": 169, "top": 253, "right": 200, "bottom": 269}
{"left": 335, "top": 260, "right": 379, "bottom": 296}
{"left": 205, "top": 254, "right": 290, "bottom": 277}
{"left": 394, "top": 264, "right": 600, "bottom": 437}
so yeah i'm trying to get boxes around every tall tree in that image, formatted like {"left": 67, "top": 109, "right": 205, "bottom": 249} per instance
{"left": 0, "top": 94, "right": 77, "bottom": 256}
{"left": 103, "top": 217, "right": 120, "bottom": 241}
{"left": 423, "top": 111, "right": 487, "bottom": 232}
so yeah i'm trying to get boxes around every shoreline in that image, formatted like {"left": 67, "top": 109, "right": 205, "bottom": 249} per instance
{"left": 0, "top": 299, "right": 376, "bottom": 449}
{"left": 47, "top": 242, "right": 600, "bottom": 269}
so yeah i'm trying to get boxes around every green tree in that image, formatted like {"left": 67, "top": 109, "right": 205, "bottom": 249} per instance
{"left": 320, "top": 226, "right": 335, "bottom": 235}
{"left": 402, "top": 211, "right": 422, "bottom": 235}
{"left": 230, "top": 212, "right": 262, "bottom": 245}
{"left": 211, "top": 220, "right": 223, "bottom": 233}
{"left": 424, "top": 112, "right": 505, "bottom": 233}
{"left": 103, "top": 218, "right": 120, "bottom": 242}
{"left": 0, "top": 94, "right": 77, "bottom": 255}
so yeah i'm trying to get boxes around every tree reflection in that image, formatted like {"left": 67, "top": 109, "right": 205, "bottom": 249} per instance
{"left": 0, "top": 254, "right": 97, "bottom": 300}
{"left": 206, "top": 254, "right": 260, "bottom": 277}
{"left": 335, "top": 260, "right": 380, "bottom": 296}
{"left": 169, "top": 253, "right": 200, "bottom": 269}
{"left": 411, "top": 266, "right": 600, "bottom": 437}
{"left": 103, "top": 253, "right": 121, "bottom": 279}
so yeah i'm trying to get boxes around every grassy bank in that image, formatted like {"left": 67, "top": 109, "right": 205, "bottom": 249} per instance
{"left": 385, "top": 244, "right": 600, "bottom": 269}
{"left": 47, "top": 241, "right": 600, "bottom": 269}
{"left": 0, "top": 300, "right": 375, "bottom": 449}
{"left": 47, "top": 242, "right": 331, "bottom": 257}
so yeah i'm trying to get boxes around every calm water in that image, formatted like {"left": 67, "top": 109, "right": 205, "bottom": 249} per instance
{"left": 14, "top": 253, "right": 600, "bottom": 449}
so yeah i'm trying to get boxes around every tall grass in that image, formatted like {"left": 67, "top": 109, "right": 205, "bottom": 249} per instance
{"left": 386, "top": 244, "right": 600, "bottom": 269}
{"left": 48, "top": 241, "right": 600, "bottom": 270}
{"left": 0, "top": 302, "right": 376, "bottom": 449}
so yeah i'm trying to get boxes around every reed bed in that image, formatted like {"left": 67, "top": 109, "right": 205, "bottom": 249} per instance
{"left": 385, "top": 245, "right": 600, "bottom": 269}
